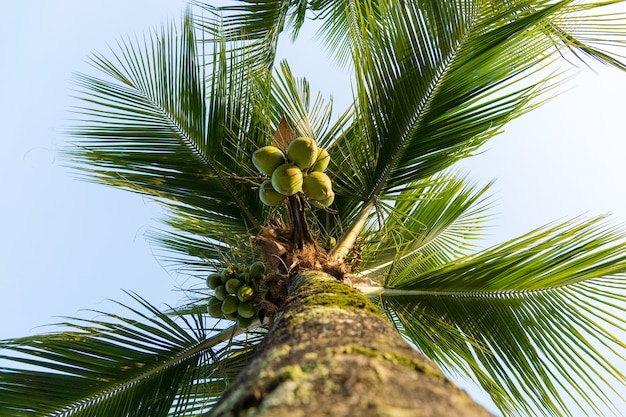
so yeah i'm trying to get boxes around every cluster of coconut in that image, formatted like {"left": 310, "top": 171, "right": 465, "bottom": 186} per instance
{"left": 206, "top": 261, "right": 266, "bottom": 328}
{"left": 252, "top": 137, "right": 334, "bottom": 208}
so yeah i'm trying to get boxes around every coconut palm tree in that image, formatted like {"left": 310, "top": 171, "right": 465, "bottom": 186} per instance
{"left": 2, "top": 1, "right": 626, "bottom": 416}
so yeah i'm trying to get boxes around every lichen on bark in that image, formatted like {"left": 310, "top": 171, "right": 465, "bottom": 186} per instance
{"left": 207, "top": 271, "right": 495, "bottom": 417}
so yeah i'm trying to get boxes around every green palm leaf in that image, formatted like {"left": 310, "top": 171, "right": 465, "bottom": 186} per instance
{"left": 267, "top": 60, "right": 340, "bottom": 143}
{"left": 386, "top": 215, "right": 626, "bottom": 290}
{"left": 325, "top": 0, "right": 626, "bottom": 260}
{"left": 0, "top": 292, "right": 262, "bottom": 416}
{"left": 65, "top": 12, "right": 265, "bottom": 243}
{"left": 208, "top": 0, "right": 382, "bottom": 67}
{"left": 372, "top": 216, "right": 626, "bottom": 417}
{"left": 195, "top": 0, "right": 292, "bottom": 69}
{"left": 358, "top": 171, "right": 493, "bottom": 282}
{"left": 344, "top": 0, "right": 553, "bottom": 193}
{"left": 201, "top": 0, "right": 325, "bottom": 60}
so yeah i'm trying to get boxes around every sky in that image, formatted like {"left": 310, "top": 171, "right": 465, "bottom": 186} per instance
{"left": 2, "top": 1, "right": 626, "bottom": 416}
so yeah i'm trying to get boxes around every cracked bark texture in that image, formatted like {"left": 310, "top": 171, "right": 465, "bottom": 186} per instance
{"left": 208, "top": 271, "right": 495, "bottom": 417}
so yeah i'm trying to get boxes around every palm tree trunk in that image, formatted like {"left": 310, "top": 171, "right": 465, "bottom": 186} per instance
{"left": 208, "top": 271, "right": 495, "bottom": 417}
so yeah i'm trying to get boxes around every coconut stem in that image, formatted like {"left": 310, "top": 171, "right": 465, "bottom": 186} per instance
{"left": 287, "top": 194, "right": 314, "bottom": 249}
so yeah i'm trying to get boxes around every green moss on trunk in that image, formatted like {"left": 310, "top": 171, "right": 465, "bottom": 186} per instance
{"left": 208, "top": 271, "right": 495, "bottom": 417}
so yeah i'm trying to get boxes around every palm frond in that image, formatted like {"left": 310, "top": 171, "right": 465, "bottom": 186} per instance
{"left": 268, "top": 60, "right": 338, "bottom": 142}
{"left": 64, "top": 12, "right": 266, "bottom": 242}
{"left": 347, "top": 1, "right": 550, "bottom": 194}
{"left": 194, "top": 0, "right": 293, "bottom": 70}
{"left": 529, "top": 0, "right": 626, "bottom": 70}
{"left": 387, "top": 215, "right": 626, "bottom": 290}
{"left": 373, "top": 216, "right": 626, "bottom": 417}
{"left": 0, "top": 292, "right": 264, "bottom": 416}
{"left": 327, "top": 0, "right": 626, "bottom": 260}
{"left": 358, "top": 171, "right": 493, "bottom": 283}
{"left": 146, "top": 223, "right": 266, "bottom": 292}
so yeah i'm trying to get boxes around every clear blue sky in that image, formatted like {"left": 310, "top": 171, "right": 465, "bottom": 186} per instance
{"left": 2, "top": 2, "right": 626, "bottom": 415}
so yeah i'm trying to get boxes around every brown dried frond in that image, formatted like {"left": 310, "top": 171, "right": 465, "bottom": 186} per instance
{"left": 252, "top": 215, "right": 348, "bottom": 323}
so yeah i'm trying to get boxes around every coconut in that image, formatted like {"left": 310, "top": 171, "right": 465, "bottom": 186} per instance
{"left": 303, "top": 172, "right": 333, "bottom": 201}
{"left": 249, "top": 261, "right": 266, "bottom": 280}
{"left": 214, "top": 284, "right": 228, "bottom": 301}
{"left": 221, "top": 295, "right": 240, "bottom": 315}
{"left": 238, "top": 272, "right": 251, "bottom": 284}
{"left": 287, "top": 137, "right": 318, "bottom": 169}
{"left": 206, "top": 272, "right": 222, "bottom": 290}
{"left": 271, "top": 163, "right": 303, "bottom": 196}
{"left": 238, "top": 301, "right": 255, "bottom": 319}
{"left": 237, "top": 285, "right": 254, "bottom": 302}
{"left": 221, "top": 267, "right": 238, "bottom": 284}
{"left": 237, "top": 315, "right": 254, "bottom": 328}
{"left": 225, "top": 278, "right": 242, "bottom": 294}
{"left": 310, "top": 148, "right": 330, "bottom": 172}
{"left": 252, "top": 146, "right": 286, "bottom": 176}
{"left": 259, "top": 179, "right": 286, "bottom": 206}
{"left": 224, "top": 311, "right": 239, "bottom": 321}
{"left": 311, "top": 191, "right": 335, "bottom": 209}
{"left": 208, "top": 297, "right": 223, "bottom": 318}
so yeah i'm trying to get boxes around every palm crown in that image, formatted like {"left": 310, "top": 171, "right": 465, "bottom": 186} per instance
{"left": 2, "top": 1, "right": 626, "bottom": 416}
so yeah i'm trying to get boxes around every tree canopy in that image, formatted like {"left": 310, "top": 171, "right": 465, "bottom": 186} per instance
{"left": 2, "top": 1, "right": 626, "bottom": 416}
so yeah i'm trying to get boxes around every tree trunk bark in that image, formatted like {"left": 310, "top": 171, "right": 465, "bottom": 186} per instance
{"left": 208, "top": 271, "right": 495, "bottom": 417}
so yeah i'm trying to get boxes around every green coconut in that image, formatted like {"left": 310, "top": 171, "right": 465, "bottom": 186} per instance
{"left": 237, "top": 315, "right": 254, "bottom": 328}
{"left": 208, "top": 297, "right": 223, "bottom": 318}
{"left": 238, "top": 272, "right": 251, "bottom": 284}
{"left": 271, "top": 163, "right": 303, "bottom": 196}
{"left": 259, "top": 179, "right": 286, "bottom": 206}
{"left": 214, "top": 284, "right": 228, "bottom": 301}
{"left": 221, "top": 295, "right": 240, "bottom": 315}
{"left": 252, "top": 146, "right": 286, "bottom": 176}
{"left": 303, "top": 172, "right": 333, "bottom": 201}
{"left": 238, "top": 301, "right": 256, "bottom": 319}
{"left": 206, "top": 272, "right": 222, "bottom": 290}
{"left": 225, "top": 278, "right": 242, "bottom": 294}
{"left": 221, "top": 267, "right": 238, "bottom": 284}
{"left": 224, "top": 311, "right": 239, "bottom": 321}
{"left": 310, "top": 148, "right": 330, "bottom": 172}
{"left": 311, "top": 191, "right": 335, "bottom": 209}
{"left": 249, "top": 261, "right": 266, "bottom": 279}
{"left": 237, "top": 285, "right": 254, "bottom": 302}
{"left": 287, "top": 137, "right": 318, "bottom": 169}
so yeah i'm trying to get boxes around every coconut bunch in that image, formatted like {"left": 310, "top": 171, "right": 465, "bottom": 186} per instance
{"left": 206, "top": 261, "right": 267, "bottom": 328}
{"left": 252, "top": 137, "right": 334, "bottom": 208}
